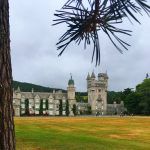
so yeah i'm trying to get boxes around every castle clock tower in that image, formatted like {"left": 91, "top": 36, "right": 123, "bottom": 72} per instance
{"left": 67, "top": 74, "right": 76, "bottom": 116}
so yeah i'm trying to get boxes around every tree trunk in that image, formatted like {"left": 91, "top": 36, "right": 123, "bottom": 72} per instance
{"left": 0, "top": 0, "right": 16, "bottom": 149}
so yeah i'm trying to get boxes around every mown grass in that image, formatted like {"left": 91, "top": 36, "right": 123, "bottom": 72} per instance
{"left": 15, "top": 117, "right": 150, "bottom": 150}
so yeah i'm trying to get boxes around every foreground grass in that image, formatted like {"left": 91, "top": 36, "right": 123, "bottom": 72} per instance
{"left": 15, "top": 117, "right": 150, "bottom": 150}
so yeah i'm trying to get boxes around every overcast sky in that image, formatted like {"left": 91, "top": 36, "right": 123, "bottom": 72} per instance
{"left": 9, "top": 0, "right": 150, "bottom": 92}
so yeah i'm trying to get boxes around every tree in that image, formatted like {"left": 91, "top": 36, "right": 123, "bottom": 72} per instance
{"left": 0, "top": 0, "right": 15, "bottom": 149}
{"left": 136, "top": 79, "right": 150, "bottom": 115}
{"left": 124, "top": 92, "right": 141, "bottom": 114}
{"left": 54, "top": 0, "right": 150, "bottom": 65}
{"left": 59, "top": 99, "right": 63, "bottom": 116}
{"left": 124, "top": 79, "right": 150, "bottom": 115}
{"left": 39, "top": 100, "right": 43, "bottom": 115}
{"left": 66, "top": 100, "right": 70, "bottom": 116}
{"left": 87, "top": 105, "right": 92, "bottom": 115}
{"left": 45, "top": 99, "right": 49, "bottom": 115}
{"left": 72, "top": 104, "right": 77, "bottom": 116}
{"left": 25, "top": 99, "right": 29, "bottom": 116}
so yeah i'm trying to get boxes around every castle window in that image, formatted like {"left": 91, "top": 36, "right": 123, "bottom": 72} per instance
{"left": 35, "top": 104, "right": 39, "bottom": 109}
{"left": 43, "top": 104, "right": 46, "bottom": 109}
{"left": 56, "top": 100, "right": 59, "bottom": 103}
{"left": 21, "top": 99, "right": 25, "bottom": 103}
{"left": 35, "top": 99, "right": 39, "bottom": 103}
{"left": 62, "top": 99, "right": 66, "bottom": 103}
{"left": 21, "top": 104, "right": 25, "bottom": 109}
{"left": 49, "top": 111, "right": 53, "bottom": 115}
{"left": 35, "top": 111, "right": 39, "bottom": 115}
{"left": 49, "top": 105, "right": 53, "bottom": 109}
{"left": 56, "top": 111, "right": 59, "bottom": 115}
{"left": 49, "top": 98, "right": 53, "bottom": 103}
{"left": 99, "top": 89, "right": 101, "bottom": 92}
{"left": 21, "top": 110, "right": 25, "bottom": 114}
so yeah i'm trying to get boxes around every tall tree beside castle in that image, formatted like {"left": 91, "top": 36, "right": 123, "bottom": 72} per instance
{"left": 0, "top": 0, "right": 15, "bottom": 149}
{"left": 65, "top": 100, "right": 69, "bottom": 116}
{"left": 59, "top": 100, "right": 63, "bottom": 116}
{"left": 72, "top": 104, "right": 77, "bottom": 116}
{"left": 25, "top": 99, "right": 29, "bottom": 116}
{"left": 39, "top": 100, "right": 43, "bottom": 115}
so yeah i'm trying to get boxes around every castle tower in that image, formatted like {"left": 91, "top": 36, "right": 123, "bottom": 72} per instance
{"left": 87, "top": 72, "right": 108, "bottom": 115}
{"left": 67, "top": 74, "right": 76, "bottom": 116}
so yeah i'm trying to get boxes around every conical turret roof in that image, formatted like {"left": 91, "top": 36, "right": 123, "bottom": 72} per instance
{"left": 91, "top": 71, "right": 95, "bottom": 78}
{"left": 16, "top": 86, "right": 21, "bottom": 93}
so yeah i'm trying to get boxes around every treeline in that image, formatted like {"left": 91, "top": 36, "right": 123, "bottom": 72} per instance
{"left": 108, "top": 79, "right": 150, "bottom": 115}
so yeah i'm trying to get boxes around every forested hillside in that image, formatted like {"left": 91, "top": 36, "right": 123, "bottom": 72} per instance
{"left": 13, "top": 81, "right": 65, "bottom": 92}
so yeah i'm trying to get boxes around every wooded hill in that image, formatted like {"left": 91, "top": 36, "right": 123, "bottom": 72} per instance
{"left": 13, "top": 81, "right": 65, "bottom": 93}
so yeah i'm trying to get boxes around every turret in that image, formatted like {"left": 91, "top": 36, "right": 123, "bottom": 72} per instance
{"left": 86, "top": 73, "right": 91, "bottom": 89}
{"left": 31, "top": 88, "right": 34, "bottom": 94}
{"left": 90, "top": 71, "right": 96, "bottom": 87}
{"left": 16, "top": 86, "right": 21, "bottom": 93}
{"left": 91, "top": 71, "right": 96, "bottom": 79}
{"left": 67, "top": 74, "right": 75, "bottom": 100}
{"left": 67, "top": 74, "right": 76, "bottom": 116}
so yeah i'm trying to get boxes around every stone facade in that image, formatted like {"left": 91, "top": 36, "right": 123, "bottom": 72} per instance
{"left": 107, "top": 101, "right": 126, "bottom": 115}
{"left": 13, "top": 76, "right": 76, "bottom": 116}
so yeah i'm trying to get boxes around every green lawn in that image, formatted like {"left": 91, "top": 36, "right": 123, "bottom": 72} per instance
{"left": 15, "top": 117, "right": 150, "bottom": 150}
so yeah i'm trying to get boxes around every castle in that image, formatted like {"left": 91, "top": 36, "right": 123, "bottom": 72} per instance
{"left": 13, "top": 72, "right": 125, "bottom": 116}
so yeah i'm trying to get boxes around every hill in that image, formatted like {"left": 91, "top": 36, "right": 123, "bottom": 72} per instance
{"left": 13, "top": 81, "right": 66, "bottom": 93}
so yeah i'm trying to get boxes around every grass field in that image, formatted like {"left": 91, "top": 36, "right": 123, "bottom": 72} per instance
{"left": 15, "top": 117, "right": 150, "bottom": 150}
